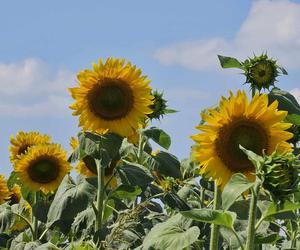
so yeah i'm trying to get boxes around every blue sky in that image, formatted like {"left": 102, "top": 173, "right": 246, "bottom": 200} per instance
{"left": 1, "top": 0, "right": 300, "bottom": 175}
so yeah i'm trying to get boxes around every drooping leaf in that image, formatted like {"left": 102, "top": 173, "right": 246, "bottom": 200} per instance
{"left": 141, "top": 214, "right": 200, "bottom": 250}
{"left": 71, "top": 206, "right": 95, "bottom": 238}
{"left": 46, "top": 175, "right": 97, "bottom": 233}
{"left": 143, "top": 127, "right": 171, "bottom": 150}
{"left": 116, "top": 163, "right": 153, "bottom": 187}
{"left": 217, "top": 55, "right": 243, "bottom": 69}
{"left": 32, "top": 201, "right": 51, "bottom": 223}
{"left": 222, "top": 173, "right": 254, "bottom": 210}
{"left": 181, "top": 209, "right": 236, "bottom": 229}
{"left": 77, "top": 132, "right": 123, "bottom": 166}
{"left": 163, "top": 192, "right": 190, "bottom": 211}
{"left": 268, "top": 88, "right": 300, "bottom": 115}
{"left": 0, "top": 204, "right": 14, "bottom": 233}
{"left": 153, "top": 151, "right": 182, "bottom": 179}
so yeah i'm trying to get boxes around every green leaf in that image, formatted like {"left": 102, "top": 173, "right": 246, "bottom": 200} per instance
{"left": 116, "top": 163, "right": 153, "bottom": 187}
{"left": 181, "top": 209, "right": 236, "bottom": 229}
{"left": 141, "top": 214, "right": 200, "bottom": 250}
{"left": 0, "top": 204, "right": 14, "bottom": 233}
{"left": 110, "top": 185, "right": 142, "bottom": 201}
{"left": 32, "top": 201, "right": 51, "bottom": 223}
{"left": 46, "top": 175, "right": 97, "bottom": 233}
{"left": 78, "top": 132, "right": 123, "bottom": 165}
{"left": 163, "top": 192, "right": 190, "bottom": 211}
{"left": 222, "top": 173, "right": 254, "bottom": 210}
{"left": 255, "top": 233, "right": 282, "bottom": 244}
{"left": 263, "top": 200, "right": 300, "bottom": 219}
{"left": 286, "top": 114, "right": 300, "bottom": 126}
{"left": 268, "top": 88, "right": 300, "bottom": 115}
{"left": 239, "top": 146, "right": 263, "bottom": 170}
{"left": 153, "top": 151, "right": 182, "bottom": 179}
{"left": 71, "top": 206, "right": 95, "bottom": 238}
{"left": 143, "top": 127, "right": 171, "bottom": 150}
{"left": 217, "top": 55, "right": 243, "bottom": 69}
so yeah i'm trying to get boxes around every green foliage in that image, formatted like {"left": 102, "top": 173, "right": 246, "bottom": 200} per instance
{"left": 268, "top": 87, "right": 300, "bottom": 115}
{"left": 222, "top": 173, "right": 254, "bottom": 210}
{"left": 47, "top": 176, "right": 97, "bottom": 233}
{"left": 143, "top": 127, "right": 171, "bottom": 150}
{"left": 181, "top": 209, "right": 237, "bottom": 229}
{"left": 217, "top": 55, "right": 243, "bottom": 69}
{"left": 141, "top": 214, "right": 200, "bottom": 250}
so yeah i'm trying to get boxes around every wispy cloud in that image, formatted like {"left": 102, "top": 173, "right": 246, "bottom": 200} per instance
{"left": 155, "top": 0, "right": 300, "bottom": 71}
{"left": 0, "top": 58, "right": 75, "bottom": 117}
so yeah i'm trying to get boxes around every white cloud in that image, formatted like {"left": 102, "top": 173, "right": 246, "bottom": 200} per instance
{"left": 0, "top": 58, "right": 75, "bottom": 117}
{"left": 290, "top": 88, "right": 300, "bottom": 103}
{"left": 155, "top": 0, "right": 300, "bottom": 71}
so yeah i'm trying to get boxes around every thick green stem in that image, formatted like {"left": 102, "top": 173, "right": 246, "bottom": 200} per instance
{"left": 137, "top": 131, "right": 145, "bottom": 164}
{"left": 209, "top": 181, "right": 222, "bottom": 250}
{"left": 95, "top": 161, "right": 105, "bottom": 232}
{"left": 245, "top": 183, "right": 260, "bottom": 250}
{"left": 32, "top": 192, "right": 39, "bottom": 240}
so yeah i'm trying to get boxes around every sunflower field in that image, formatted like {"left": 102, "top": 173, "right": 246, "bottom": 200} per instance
{"left": 0, "top": 54, "right": 300, "bottom": 250}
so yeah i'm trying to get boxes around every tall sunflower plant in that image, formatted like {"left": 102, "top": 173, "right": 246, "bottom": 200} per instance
{"left": 179, "top": 53, "right": 300, "bottom": 250}
{"left": 0, "top": 55, "right": 300, "bottom": 250}
{"left": 0, "top": 58, "right": 188, "bottom": 250}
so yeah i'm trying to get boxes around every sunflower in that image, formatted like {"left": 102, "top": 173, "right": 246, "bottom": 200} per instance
{"left": 244, "top": 54, "right": 279, "bottom": 91}
{"left": 0, "top": 175, "right": 11, "bottom": 205}
{"left": 9, "top": 131, "right": 51, "bottom": 162}
{"left": 9, "top": 184, "right": 22, "bottom": 204}
{"left": 191, "top": 90, "right": 293, "bottom": 189}
{"left": 14, "top": 144, "right": 71, "bottom": 194}
{"left": 69, "top": 57, "right": 154, "bottom": 137}
{"left": 70, "top": 137, "right": 119, "bottom": 188}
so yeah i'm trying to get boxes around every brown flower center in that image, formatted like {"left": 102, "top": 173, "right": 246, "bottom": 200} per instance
{"left": 216, "top": 119, "right": 269, "bottom": 172}
{"left": 28, "top": 157, "right": 60, "bottom": 183}
{"left": 88, "top": 78, "right": 134, "bottom": 120}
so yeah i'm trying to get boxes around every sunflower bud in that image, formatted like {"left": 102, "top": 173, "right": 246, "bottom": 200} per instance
{"left": 147, "top": 90, "right": 176, "bottom": 120}
{"left": 243, "top": 54, "right": 281, "bottom": 91}
{"left": 259, "top": 151, "right": 300, "bottom": 202}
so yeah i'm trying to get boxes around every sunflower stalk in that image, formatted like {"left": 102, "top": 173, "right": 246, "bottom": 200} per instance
{"left": 32, "top": 192, "right": 39, "bottom": 241}
{"left": 95, "top": 160, "right": 106, "bottom": 234}
{"left": 137, "top": 131, "right": 145, "bottom": 165}
{"left": 209, "top": 181, "right": 222, "bottom": 250}
{"left": 245, "top": 182, "right": 261, "bottom": 250}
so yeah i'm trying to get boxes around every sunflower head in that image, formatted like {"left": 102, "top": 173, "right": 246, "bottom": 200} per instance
{"left": 13, "top": 144, "right": 71, "bottom": 194}
{"left": 9, "top": 131, "right": 51, "bottom": 162}
{"left": 147, "top": 90, "right": 169, "bottom": 120}
{"left": 243, "top": 54, "right": 279, "bottom": 91}
{"left": 9, "top": 184, "right": 22, "bottom": 204}
{"left": 191, "top": 90, "right": 293, "bottom": 189}
{"left": 0, "top": 175, "right": 11, "bottom": 205}
{"left": 69, "top": 58, "right": 154, "bottom": 137}
{"left": 259, "top": 151, "right": 300, "bottom": 202}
